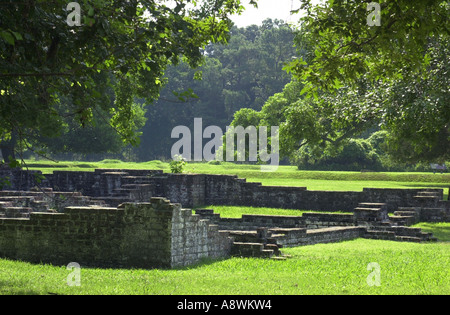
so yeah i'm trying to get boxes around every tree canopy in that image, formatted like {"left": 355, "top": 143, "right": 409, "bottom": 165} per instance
{"left": 2, "top": 0, "right": 448, "bottom": 167}
{"left": 279, "top": 0, "right": 449, "bottom": 164}
{"left": 287, "top": 0, "right": 449, "bottom": 93}
{"left": 136, "top": 19, "right": 296, "bottom": 160}
{"left": 0, "top": 0, "right": 255, "bottom": 162}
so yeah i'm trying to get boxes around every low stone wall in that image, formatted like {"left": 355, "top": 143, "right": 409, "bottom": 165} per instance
{"left": 0, "top": 197, "right": 232, "bottom": 269}
{"left": 171, "top": 206, "right": 231, "bottom": 267}
{"left": 1, "top": 169, "right": 447, "bottom": 214}
{"left": 302, "top": 213, "right": 355, "bottom": 229}
{"left": 265, "top": 226, "right": 365, "bottom": 247}
{"left": 269, "top": 228, "right": 307, "bottom": 247}
{"left": 196, "top": 209, "right": 376, "bottom": 231}
{"left": 1, "top": 168, "right": 448, "bottom": 266}
{"left": 195, "top": 209, "right": 305, "bottom": 231}
{"left": 420, "top": 207, "right": 450, "bottom": 222}
{"left": 302, "top": 227, "right": 366, "bottom": 246}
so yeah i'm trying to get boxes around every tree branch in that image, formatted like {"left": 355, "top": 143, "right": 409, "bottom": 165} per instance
{"left": 0, "top": 72, "right": 73, "bottom": 78}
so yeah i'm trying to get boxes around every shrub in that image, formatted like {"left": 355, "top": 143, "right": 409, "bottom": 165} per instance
{"left": 294, "top": 138, "right": 383, "bottom": 171}
{"left": 169, "top": 155, "right": 187, "bottom": 173}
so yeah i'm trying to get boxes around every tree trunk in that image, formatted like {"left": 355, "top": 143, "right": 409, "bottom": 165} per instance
{"left": 0, "top": 132, "right": 17, "bottom": 163}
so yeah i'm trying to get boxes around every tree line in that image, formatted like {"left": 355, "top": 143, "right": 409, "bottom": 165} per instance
{"left": 1, "top": 1, "right": 448, "bottom": 172}
{"left": 228, "top": 1, "right": 449, "bottom": 171}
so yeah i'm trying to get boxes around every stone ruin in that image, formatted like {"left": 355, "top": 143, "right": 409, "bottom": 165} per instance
{"left": 0, "top": 168, "right": 449, "bottom": 268}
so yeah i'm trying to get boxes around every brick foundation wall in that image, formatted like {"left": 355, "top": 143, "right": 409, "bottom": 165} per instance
{"left": 0, "top": 197, "right": 232, "bottom": 269}
{"left": 302, "top": 227, "right": 366, "bottom": 246}
{"left": 2, "top": 169, "right": 449, "bottom": 223}
{"left": 1, "top": 169, "right": 447, "bottom": 215}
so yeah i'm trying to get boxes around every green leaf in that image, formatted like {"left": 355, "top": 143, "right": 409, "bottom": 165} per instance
{"left": 333, "top": 78, "right": 342, "bottom": 89}
{"left": 8, "top": 159, "right": 21, "bottom": 169}
{"left": 1, "top": 30, "right": 15, "bottom": 45}
{"left": 11, "top": 31, "right": 23, "bottom": 41}
{"left": 300, "top": 83, "right": 312, "bottom": 96}
{"left": 34, "top": 173, "right": 46, "bottom": 184}
{"left": 314, "top": 49, "right": 322, "bottom": 58}
{"left": 193, "top": 70, "right": 203, "bottom": 80}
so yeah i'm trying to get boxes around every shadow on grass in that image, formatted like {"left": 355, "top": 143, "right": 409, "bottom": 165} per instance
{"left": 0, "top": 280, "right": 42, "bottom": 295}
{"left": 414, "top": 223, "right": 450, "bottom": 242}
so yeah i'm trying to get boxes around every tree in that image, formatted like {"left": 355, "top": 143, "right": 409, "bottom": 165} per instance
{"left": 212, "top": 20, "right": 295, "bottom": 115}
{"left": 136, "top": 19, "right": 296, "bottom": 160}
{"left": 382, "top": 36, "right": 449, "bottom": 163}
{"left": 287, "top": 0, "right": 449, "bottom": 93}
{"left": 282, "top": 0, "right": 449, "bottom": 163}
{"left": 293, "top": 137, "right": 383, "bottom": 171}
{"left": 0, "top": 0, "right": 254, "bottom": 163}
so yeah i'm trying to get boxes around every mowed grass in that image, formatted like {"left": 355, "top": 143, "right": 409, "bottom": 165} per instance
{"left": 2, "top": 159, "right": 447, "bottom": 295}
{"left": 196, "top": 205, "right": 351, "bottom": 218}
{"left": 1, "top": 236, "right": 449, "bottom": 295}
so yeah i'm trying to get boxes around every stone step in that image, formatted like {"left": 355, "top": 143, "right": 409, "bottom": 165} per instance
{"left": 30, "top": 200, "right": 50, "bottom": 212}
{"left": 231, "top": 242, "right": 277, "bottom": 258}
{"left": 397, "top": 207, "right": 420, "bottom": 212}
{"left": 122, "top": 176, "right": 154, "bottom": 184}
{"left": 364, "top": 230, "right": 396, "bottom": 240}
{"left": 393, "top": 211, "right": 416, "bottom": 216}
{"left": 0, "top": 201, "right": 13, "bottom": 208}
{"left": 2, "top": 207, "right": 33, "bottom": 218}
{"left": 358, "top": 202, "right": 387, "bottom": 209}
{"left": 91, "top": 196, "right": 132, "bottom": 207}
{"left": 354, "top": 207, "right": 382, "bottom": 212}
{"left": 413, "top": 195, "right": 440, "bottom": 203}
{"left": 395, "top": 235, "right": 422, "bottom": 242}
{"left": 364, "top": 229, "right": 433, "bottom": 243}
{"left": 112, "top": 188, "right": 134, "bottom": 195}
{"left": 416, "top": 191, "right": 440, "bottom": 197}
{"left": 264, "top": 243, "right": 281, "bottom": 256}
{"left": 369, "top": 226, "right": 437, "bottom": 242}
{"left": 260, "top": 249, "right": 275, "bottom": 258}
{"left": 270, "top": 256, "right": 287, "bottom": 261}
{"left": 0, "top": 196, "right": 34, "bottom": 207}
{"left": 227, "top": 230, "right": 258, "bottom": 243}
{"left": 231, "top": 242, "right": 262, "bottom": 256}
{"left": 389, "top": 215, "right": 416, "bottom": 226}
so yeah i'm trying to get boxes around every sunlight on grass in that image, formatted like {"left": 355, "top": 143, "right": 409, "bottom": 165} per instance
{"left": 3, "top": 160, "right": 450, "bottom": 295}
{"left": 413, "top": 223, "right": 450, "bottom": 242}
{"left": 1, "top": 237, "right": 448, "bottom": 295}
{"left": 196, "top": 205, "right": 351, "bottom": 218}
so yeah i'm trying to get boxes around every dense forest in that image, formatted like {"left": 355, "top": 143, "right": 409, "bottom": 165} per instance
{"left": 31, "top": 19, "right": 299, "bottom": 162}
{"left": 137, "top": 19, "right": 296, "bottom": 161}
{"left": 41, "top": 19, "right": 447, "bottom": 172}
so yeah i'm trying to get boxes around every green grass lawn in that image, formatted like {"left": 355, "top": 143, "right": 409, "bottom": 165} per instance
{"left": 1, "top": 234, "right": 449, "bottom": 295}
{"left": 2, "top": 159, "right": 448, "bottom": 295}
{"left": 195, "top": 205, "right": 352, "bottom": 218}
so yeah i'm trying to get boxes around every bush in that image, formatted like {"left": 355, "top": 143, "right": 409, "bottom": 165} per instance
{"left": 169, "top": 155, "right": 186, "bottom": 173}
{"left": 294, "top": 138, "right": 383, "bottom": 171}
